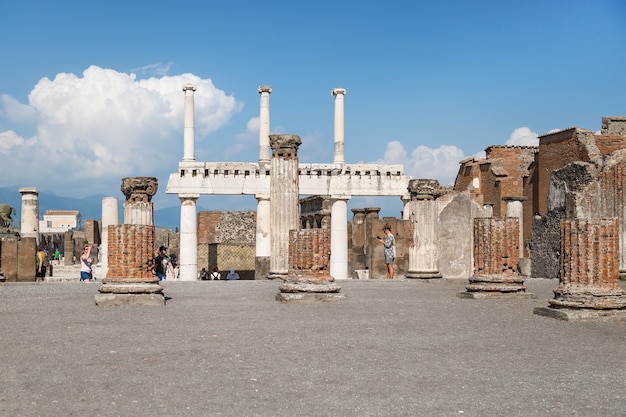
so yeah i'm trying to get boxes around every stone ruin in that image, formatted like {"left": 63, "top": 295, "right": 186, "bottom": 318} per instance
{"left": 95, "top": 177, "right": 165, "bottom": 306}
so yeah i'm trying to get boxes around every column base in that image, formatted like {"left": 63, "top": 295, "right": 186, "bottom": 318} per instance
{"left": 406, "top": 270, "right": 442, "bottom": 279}
{"left": 457, "top": 291, "right": 536, "bottom": 299}
{"left": 534, "top": 306, "right": 626, "bottom": 322}
{"left": 267, "top": 272, "right": 288, "bottom": 281}
{"left": 95, "top": 293, "right": 165, "bottom": 307}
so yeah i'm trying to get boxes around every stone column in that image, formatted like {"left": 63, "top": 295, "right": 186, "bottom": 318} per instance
{"left": 100, "top": 197, "right": 119, "bottom": 279}
{"left": 121, "top": 177, "right": 158, "bottom": 226}
{"left": 19, "top": 187, "right": 39, "bottom": 242}
{"left": 268, "top": 134, "right": 301, "bottom": 279}
{"left": 255, "top": 86, "right": 272, "bottom": 279}
{"left": 178, "top": 194, "right": 199, "bottom": 281}
{"left": 330, "top": 196, "right": 349, "bottom": 280}
{"left": 503, "top": 196, "right": 526, "bottom": 259}
{"left": 533, "top": 219, "right": 626, "bottom": 320}
{"left": 406, "top": 179, "right": 442, "bottom": 279}
{"left": 182, "top": 83, "right": 196, "bottom": 162}
{"left": 332, "top": 88, "right": 346, "bottom": 165}
{"left": 483, "top": 203, "right": 494, "bottom": 218}
{"left": 255, "top": 193, "right": 271, "bottom": 279}
{"left": 258, "top": 85, "right": 272, "bottom": 164}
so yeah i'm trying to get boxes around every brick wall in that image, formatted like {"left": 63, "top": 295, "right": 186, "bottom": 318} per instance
{"left": 107, "top": 224, "right": 155, "bottom": 279}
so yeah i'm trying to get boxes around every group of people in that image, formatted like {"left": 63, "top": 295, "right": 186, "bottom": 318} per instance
{"left": 199, "top": 266, "right": 240, "bottom": 281}
{"left": 153, "top": 245, "right": 178, "bottom": 281}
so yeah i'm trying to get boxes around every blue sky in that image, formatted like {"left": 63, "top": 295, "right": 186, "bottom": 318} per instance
{"left": 1, "top": 0, "right": 625, "bottom": 217}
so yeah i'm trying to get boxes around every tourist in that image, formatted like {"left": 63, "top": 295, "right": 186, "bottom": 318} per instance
{"left": 54, "top": 248, "right": 61, "bottom": 265}
{"left": 210, "top": 266, "right": 221, "bottom": 280}
{"left": 35, "top": 246, "right": 46, "bottom": 281}
{"left": 153, "top": 246, "right": 173, "bottom": 281}
{"left": 198, "top": 267, "right": 208, "bottom": 280}
{"left": 378, "top": 223, "right": 395, "bottom": 279}
{"left": 170, "top": 253, "right": 179, "bottom": 280}
{"left": 80, "top": 245, "right": 93, "bottom": 282}
{"left": 226, "top": 269, "right": 240, "bottom": 280}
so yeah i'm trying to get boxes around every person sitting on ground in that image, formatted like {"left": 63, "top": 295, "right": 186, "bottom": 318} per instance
{"left": 226, "top": 269, "right": 240, "bottom": 280}
{"left": 210, "top": 266, "right": 221, "bottom": 281}
{"left": 198, "top": 268, "right": 208, "bottom": 280}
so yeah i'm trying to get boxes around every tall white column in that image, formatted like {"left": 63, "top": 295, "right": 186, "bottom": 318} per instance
{"left": 504, "top": 196, "right": 526, "bottom": 259}
{"left": 182, "top": 83, "right": 196, "bottom": 162}
{"left": 258, "top": 85, "right": 272, "bottom": 164}
{"left": 179, "top": 194, "right": 199, "bottom": 281}
{"left": 332, "top": 88, "right": 346, "bottom": 165}
{"left": 268, "top": 134, "right": 301, "bottom": 279}
{"left": 18, "top": 187, "right": 39, "bottom": 243}
{"left": 330, "top": 197, "right": 349, "bottom": 280}
{"left": 100, "top": 197, "right": 119, "bottom": 279}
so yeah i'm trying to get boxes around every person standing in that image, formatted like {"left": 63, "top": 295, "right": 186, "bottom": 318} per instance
{"left": 35, "top": 246, "right": 47, "bottom": 282}
{"left": 153, "top": 246, "right": 173, "bottom": 281}
{"left": 378, "top": 223, "right": 395, "bottom": 279}
{"left": 80, "top": 245, "right": 93, "bottom": 282}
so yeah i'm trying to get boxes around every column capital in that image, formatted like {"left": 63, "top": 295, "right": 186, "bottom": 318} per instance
{"left": 182, "top": 83, "right": 196, "bottom": 92}
{"left": 178, "top": 194, "right": 199, "bottom": 202}
{"left": 332, "top": 88, "right": 346, "bottom": 96}
{"left": 258, "top": 85, "right": 272, "bottom": 94}
{"left": 408, "top": 179, "right": 441, "bottom": 200}
{"left": 18, "top": 187, "right": 38, "bottom": 195}
{"left": 269, "top": 134, "right": 301, "bottom": 158}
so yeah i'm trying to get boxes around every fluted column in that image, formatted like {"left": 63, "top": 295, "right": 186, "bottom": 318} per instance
{"left": 18, "top": 187, "right": 39, "bottom": 242}
{"left": 332, "top": 88, "right": 346, "bottom": 165}
{"left": 121, "top": 177, "right": 158, "bottom": 226}
{"left": 100, "top": 196, "right": 119, "bottom": 279}
{"left": 330, "top": 197, "right": 349, "bottom": 280}
{"left": 179, "top": 194, "right": 199, "bottom": 281}
{"left": 268, "top": 134, "right": 301, "bottom": 279}
{"left": 182, "top": 83, "right": 196, "bottom": 162}
{"left": 406, "top": 179, "right": 442, "bottom": 279}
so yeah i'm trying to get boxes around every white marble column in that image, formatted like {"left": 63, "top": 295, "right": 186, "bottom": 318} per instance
{"left": 268, "top": 134, "right": 301, "bottom": 279}
{"left": 406, "top": 179, "right": 442, "bottom": 279}
{"left": 19, "top": 187, "right": 39, "bottom": 242}
{"left": 332, "top": 88, "right": 346, "bottom": 165}
{"left": 178, "top": 194, "right": 199, "bottom": 281}
{"left": 504, "top": 196, "right": 526, "bottom": 259}
{"left": 100, "top": 197, "right": 119, "bottom": 279}
{"left": 255, "top": 193, "right": 271, "bottom": 279}
{"left": 330, "top": 196, "right": 349, "bottom": 280}
{"left": 182, "top": 83, "right": 196, "bottom": 162}
{"left": 258, "top": 85, "right": 272, "bottom": 164}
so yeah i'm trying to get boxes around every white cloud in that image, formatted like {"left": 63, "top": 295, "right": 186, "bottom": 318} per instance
{"left": 505, "top": 127, "right": 539, "bottom": 146}
{"left": 376, "top": 141, "right": 465, "bottom": 186}
{"left": 0, "top": 65, "right": 243, "bottom": 196}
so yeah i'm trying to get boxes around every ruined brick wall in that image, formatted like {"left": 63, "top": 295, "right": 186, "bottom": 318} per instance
{"left": 198, "top": 211, "right": 256, "bottom": 244}
{"left": 289, "top": 229, "right": 330, "bottom": 271}
{"left": 1, "top": 237, "right": 36, "bottom": 282}
{"left": 84, "top": 220, "right": 101, "bottom": 246}
{"left": 531, "top": 211, "right": 563, "bottom": 279}
{"left": 473, "top": 218, "right": 519, "bottom": 276}
{"left": 107, "top": 224, "right": 154, "bottom": 279}
{"left": 595, "top": 135, "right": 626, "bottom": 155}
{"left": 207, "top": 243, "right": 255, "bottom": 280}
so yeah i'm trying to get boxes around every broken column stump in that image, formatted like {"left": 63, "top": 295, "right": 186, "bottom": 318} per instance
{"left": 458, "top": 217, "right": 535, "bottom": 299}
{"left": 95, "top": 224, "right": 165, "bottom": 307}
{"left": 534, "top": 219, "right": 626, "bottom": 321}
{"left": 276, "top": 229, "right": 345, "bottom": 302}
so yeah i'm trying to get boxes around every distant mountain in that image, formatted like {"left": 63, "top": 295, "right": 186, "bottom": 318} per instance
{"left": 0, "top": 186, "right": 186, "bottom": 230}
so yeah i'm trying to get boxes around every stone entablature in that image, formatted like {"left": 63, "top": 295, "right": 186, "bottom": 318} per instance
{"left": 166, "top": 161, "right": 409, "bottom": 197}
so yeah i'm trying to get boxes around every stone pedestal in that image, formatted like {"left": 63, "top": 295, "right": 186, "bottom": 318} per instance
{"left": 458, "top": 217, "right": 535, "bottom": 299}
{"left": 534, "top": 219, "right": 626, "bottom": 320}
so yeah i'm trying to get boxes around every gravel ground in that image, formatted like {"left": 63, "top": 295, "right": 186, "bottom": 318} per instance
{"left": 0, "top": 278, "right": 625, "bottom": 417}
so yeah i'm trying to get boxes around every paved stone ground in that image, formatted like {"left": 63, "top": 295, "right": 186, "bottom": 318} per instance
{"left": 0, "top": 278, "right": 625, "bottom": 417}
